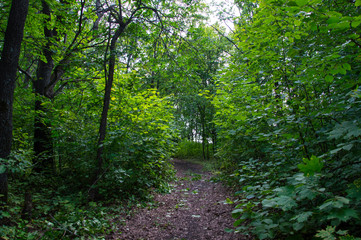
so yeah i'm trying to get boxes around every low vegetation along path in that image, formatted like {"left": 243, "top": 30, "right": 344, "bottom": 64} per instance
{"left": 108, "top": 159, "right": 250, "bottom": 240}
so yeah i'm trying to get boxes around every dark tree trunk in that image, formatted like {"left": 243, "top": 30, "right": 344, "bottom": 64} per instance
{"left": 21, "top": 191, "right": 32, "bottom": 220}
{"left": 0, "top": 0, "right": 29, "bottom": 205}
{"left": 32, "top": 0, "right": 55, "bottom": 173}
{"left": 91, "top": 26, "right": 125, "bottom": 200}
{"left": 33, "top": 99, "right": 54, "bottom": 173}
{"left": 198, "top": 104, "right": 206, "bottom": 160}
{"left": 32, "top": 0, "right": 86, "bottom": 173}
{"left": 93, "top": 0, "right": 102, "bottom": 31}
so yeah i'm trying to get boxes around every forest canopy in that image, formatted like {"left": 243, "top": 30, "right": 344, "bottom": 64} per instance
{"left": 0, "top": 0, "right": 361, "bottom": 239}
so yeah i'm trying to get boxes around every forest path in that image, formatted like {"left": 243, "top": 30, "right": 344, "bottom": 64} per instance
{"left": 108, "top": 159, "right": 250, "bottom": 240}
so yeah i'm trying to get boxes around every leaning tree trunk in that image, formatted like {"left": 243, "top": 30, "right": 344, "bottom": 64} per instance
{"left": 0, "top": 0, "right": 29, "bottom": 205}
{"left": 90, "top": 26, "right": 125, "bottom": 200}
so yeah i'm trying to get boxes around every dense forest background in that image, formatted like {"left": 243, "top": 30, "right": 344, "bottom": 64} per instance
{"left": 1, "top": 0, "right": 361, "bottom": 239}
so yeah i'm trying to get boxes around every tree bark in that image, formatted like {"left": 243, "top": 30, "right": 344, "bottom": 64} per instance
{"left": 32, "top": 0, "right": 56, "bottom": 173}
{"left": 91, "top": 26, "right": 125, "bottom": 200}
{"left": 198, "top": 104, "right": 206, "bottom": 160}
{"left": 0, "top": 0, "right": 29, "bottom": 205}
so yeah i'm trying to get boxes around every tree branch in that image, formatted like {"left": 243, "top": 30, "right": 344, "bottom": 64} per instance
{"left": 211, "top": 25, "right": 240, "bottom": 51}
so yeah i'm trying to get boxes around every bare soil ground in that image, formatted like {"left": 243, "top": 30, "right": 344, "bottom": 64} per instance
{"left": 107, "top": 159, "right": 251, "bottom": 240}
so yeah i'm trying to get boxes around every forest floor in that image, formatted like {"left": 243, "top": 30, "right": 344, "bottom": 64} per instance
{"left": 107, "top": 159, "right": 252, "bottom": 240}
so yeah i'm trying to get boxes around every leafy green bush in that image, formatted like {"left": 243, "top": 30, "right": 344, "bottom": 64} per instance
{"left": 0, "top": 194, "right": 122, "bottom": 240}
{"left": 212, "top": 0, "right": 361, "bottom": 238}
{"left": 97, "top": 88, "right": 177, "bottom": 199}
{"left": 232, "top": 170, "right": 361, "bottom": 239}
{"left": 316, "top": 226, "right": 361, "bottom": 240}
{"left": 174, "top": 139, "right": 204, "bottom": 159}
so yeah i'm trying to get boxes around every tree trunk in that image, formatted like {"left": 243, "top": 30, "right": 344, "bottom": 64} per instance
{"left": 33, "top": 99, "right": 54, "bottom": 173}
{"left": 198, "top": 104, "right": 206, "bottom": 160}
{"left": 0, "top": 0, "right": 29, "bottom": 205}
{"left": 21, "top": 191, "right": 32, "bottom": 220}
{"left": 32, "top": 0, "right": 56, "bottom": 173}
{"left": 91, "top": 26, "right": 125, "bottom": 200}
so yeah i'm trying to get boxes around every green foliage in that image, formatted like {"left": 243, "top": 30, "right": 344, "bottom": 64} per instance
{"left": 174, "top": 139, "right": 204, "bottom": 160}
{"left": 98, "top": 86, "right": 178, "bottom": 198}
{"left": 213, "top": 0, "right": 361, "bottom": 238}
{"left": 298, "top": 155, "right": 324, "bottom": 176}
{"left": 316, "top": 226, "right": 361, "bottom": 240}
{"left": 0, "top": 189, "right": 124, "bottom": 240}
{"left": 232, "top": 172, "right": 361, "bottom": 239}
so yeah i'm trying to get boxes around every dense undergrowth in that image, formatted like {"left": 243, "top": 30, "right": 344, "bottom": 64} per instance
{"left": 173, "top": 139, "right": 204, "bottom": 160}
{"left": 213, "top": 0, "right": 361, "bottom": 239}
{"left": 1, "top": 82, "right": 176, "bottom": 239}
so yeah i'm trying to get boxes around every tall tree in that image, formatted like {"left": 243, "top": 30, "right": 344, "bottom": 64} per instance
{"left": 0, "top": 0, "right": 29, "bottom": 204}
{"left": 32, "top": 0, "right": 87, "bottom": 173}
{"left": 92, "top": 0, "right": 205, "bottom": 196}
{"left": 93, "top": 0, "right": 164, "bottom": 198}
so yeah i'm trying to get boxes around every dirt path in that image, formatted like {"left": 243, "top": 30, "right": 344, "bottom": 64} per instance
{"left": 108, "top": 159, "right": 250, "bottom": 240}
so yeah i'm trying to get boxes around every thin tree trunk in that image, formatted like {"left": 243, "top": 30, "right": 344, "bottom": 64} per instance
{"left": 198, "top": 104, "right": 206, "bottom": 160}
{"left": 0, "top": 0, "right": 29, "bottom": 205}
{"left": 91, "top": 26, "right": 125, "bottom": 200}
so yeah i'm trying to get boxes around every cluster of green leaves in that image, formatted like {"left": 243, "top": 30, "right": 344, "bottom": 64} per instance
{"left": 3, "top": 70, "right": 177, "bottom": 237}
{"left": 1, "top": 186, "right": 125, "bottom": 239}
{"left": 7, "top": 72, "right": 177, "bottom": 238}
{"left": 213, "top": 0, "right": 361, "bottom": 238}
{"left": 232, "top": 171, "right": 361, "bottom": 239}
{"left": 173, "top": 139, "right": 204, "bottom": 160}
{"left": 101, "top": 76, "right": 178, "bottom": 197}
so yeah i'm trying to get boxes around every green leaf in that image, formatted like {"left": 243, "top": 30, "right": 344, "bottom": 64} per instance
{"left": 329, "top": 121, "right": 361, "bottom": 139}
{"left": 294, "top": 19, "right": 302, "bottom": 26}
{"left": 343, "top": 63, "right": 351, "bottom": 71}
{"left": 291, "top": 211, "right": 313, "bottom": 223}
{"left": 336, "top": 229, "right": 348, "bottom": 235}
{"left": 327, "top": 17, "right": 340, "bottom": 24}
{"left": 328, "top": 21, "right": 350, "bottom": 31}
{"left": 315, "top": 226, "right": 337, "bottom": 240}
{"left": 296, "top": 0, "right": 308, "bottom": 6}
{"left": 319, "top": 196, "right": 350, "bottom": 210}
{"left": 1, "top": 211, "right": 11, "bottom": 218}
{"left": 262, "top": 199, "right": 277, "bottom": 208}
{"left": 293, "top": 222, "right": 304, "bottom": 231}
{"left": 232, "top": 209, "right": 243, "bottom": 214}
{"left": 325, "top": 75, "right": 334, "bottom": 82}
{"left": 341, "top": 143, "right": 353, "bottom": 151}
{"left": 267, "top": 196, "right": 297, "bottom": 211}
{"left": 297, "top": 155, "right": 324, "bottom": 176}
{"left": 263, "top": 218, "right": 273, "bottom": 224}
{"left": 356, "top": 0, "right": 361, "bottom": 6}
{"left": 234, "top": 218, "right": 245, "bottom": 226}
{"left": 335, "top": 196, "right": 350, "bottom": 205}
{"left": 298, "top": 187, "right": 317, "bottom": 200}
{"left": 327, "top": 208, "right": 358, "bottom": 222}
{"left": 351, "top": 20, "right": 361, "bottom": 28}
